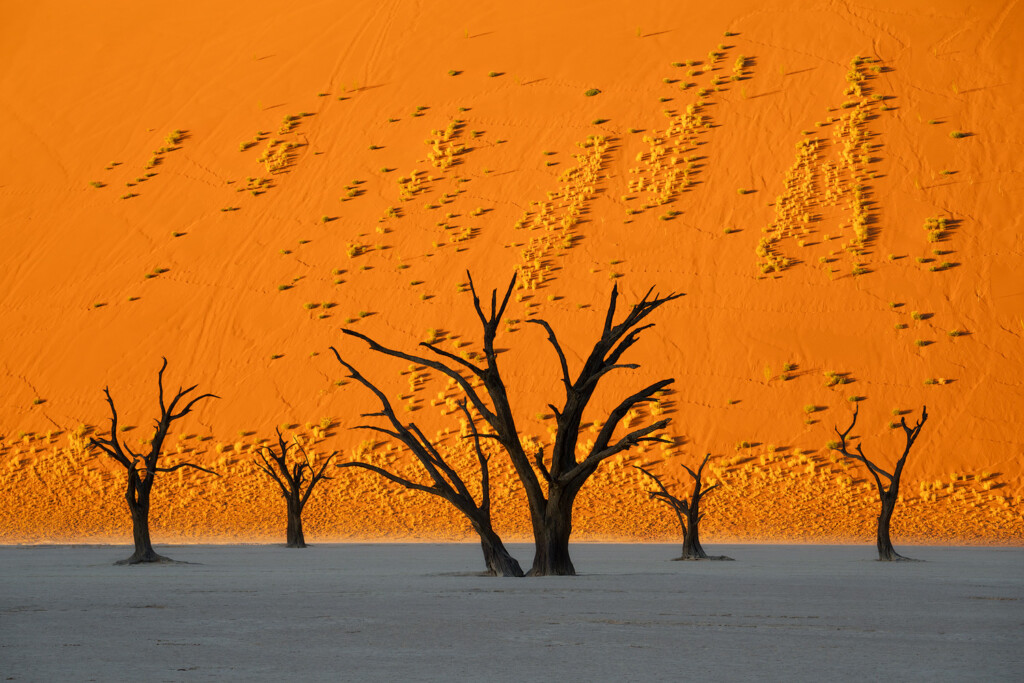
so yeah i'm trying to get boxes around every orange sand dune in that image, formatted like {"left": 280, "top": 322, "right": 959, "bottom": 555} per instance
{"left": 1, "top": 0, "right": 1022, "bottom": 545}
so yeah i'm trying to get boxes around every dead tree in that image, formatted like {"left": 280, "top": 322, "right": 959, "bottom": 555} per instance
{"left": 329, "top": 349, "right": 525, "bottom": 577}
{"left": 88, "top": 358, "right": 218, "bottom": 564}
{"left": 635, "top": 453, "right": 733, "bottom": 561}
{"left": 339, "top": 271, "right": 680, "bottom": 575}
{"left": 831, "top": 405, "right": 928, "bottom": 561}
{"left": 253, "top": 428, "right": 337, "bottom": 548}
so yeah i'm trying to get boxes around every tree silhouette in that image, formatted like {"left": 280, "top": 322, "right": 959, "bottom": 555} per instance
{"left": 253, "top": 428, "right": 337, "bottom": 548}
{"left": 831, "top": 405, "right": 929, "bottom": 561}
{"left": 635, "top": 453, "right": 732, "bottom": 561}
{"left": 339, "top": 271, "right": 680, "bottom": 575}
{"left": 89, "top": 358, "right": 218, "bottom": 564}
{"left": 330, "top": 349, "right": 524, "bottom": 576}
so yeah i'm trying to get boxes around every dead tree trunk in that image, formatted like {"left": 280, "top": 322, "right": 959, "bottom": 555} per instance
{"left": 89, "top": 358, "right": 219, "bottom": 565}
{"left": 253, "top": 428, "right": 337, "bottom": 548}
{"left": 531, "top": 491, "right": 577, "bottom": 575}
{"left": 125, "top": 471, "right": 161, "bottom": 564}
{"left": 475, "top": 523, "right": 524, "bottom": 578}
{"left": 636, "top": 453, "right": 733, "bottom": 561}
{"left": 876, "top": 491, "right": 899, "bottom": 561}
{"left": 330, "top": 351, "right": 524, "bottom": 577}
{"left": 339, "top": 271, "right": 681, "bottom": 576}
{"left": 286, "top": 498, "right": 305, "bottom": 548}
{"left": 831, "top": 405, "right": 928, "bottom": 561}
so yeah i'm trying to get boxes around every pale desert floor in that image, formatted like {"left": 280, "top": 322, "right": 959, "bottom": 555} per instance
{"left": 1, "top": 544, "right": 1021, "bottom": 681}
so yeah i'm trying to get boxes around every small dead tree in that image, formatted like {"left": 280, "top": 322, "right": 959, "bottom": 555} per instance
{"left": 253, "top": 428, "right": 337, "bottom": 548}
{"left": 88, "top": 358, "right": 218, "bottom": 564}
{"left": 635, "top": 453, "right": 732, "bottom": 561}
{"left": 340, "top": 271, "right": 680, "bottom": 575}
{"left": 330, "top": 349, "right": 525, "bottom": 577}
{"left": 831, "top": 405, "right": 929, "bottom": 561}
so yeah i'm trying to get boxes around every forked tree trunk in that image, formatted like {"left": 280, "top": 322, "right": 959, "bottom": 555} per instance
{"left": 530, "top": 494, "right": 576, "bottom": 576}
{"left": 876, "top": 492, "right": 905, "bottom": 561}
{"left": 119, "top": 481, "right": 167, "bottom": 565}
{"left": 286, "top": 498, "right": 307, "bottom": 548}
{"left": 680, "top": 506, "right": 706, "bottom": 560}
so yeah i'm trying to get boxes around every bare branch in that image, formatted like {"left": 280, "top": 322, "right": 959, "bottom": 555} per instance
{"left": 466, "top": 270, "right": 517, "bottom": 332}
{"left": 90, "top": 437, "right": 133, "bottom": 470}
{"left": 419, "top": 341, "right": 485, "bottom": 378}
{"left": 330, "top": 349, "right": 408, "bottom": 430}
{"left": 697, "top": 482, "right": 720, "bottom": 500}
{"left": 153, "top": 461, "right": 219, "bottom": 476}
{"left": 833, "top": 406, "right": 889, "bottom": 493}
{"left": 333, "top": 338, "right": 496, "bottom": 427}
{"left": 254, "top": 451, "right": 289, "bottom": 497}
{"left": 337, "top": 462, "right": 439, "bottom": 497}
{"left": 634, "top": 464, "right": 689, "bottom": 532}
{"left": 332, "top": 346, "right": 471, "bottom": 501}
{"left": 90, "top": 387, "right": 134, "bottom": 470}
{"left": 494, "top": 273, "right": 517, "bottom": 326}
{"left": 526, "top": 319, "right": 572, "bottom": 397}
{"left": 157, "top": 357, "right": 169, "bottom": 417}
{"left": 170, "top": 392, "right": 220, "bottom": 421}
{"left": 468, "top": 433, "right": 504, "bottom": 443}
{"left": 696, "top": 452, "right": 712, "bottom": 479}
{"left": 893, "top": 406, "right": 928, "bottom": 482}
{"left": 634, "top": 465, "right": 686, "bottom": 512}
{"left": 590, "top": 378, "right": 674, "bottom": 457}
{"left": 456, "top": 399, "right": 492, "bottom": 511}
{"left": 351, "top": 424, "right": 403, "bottom": 440}
{"left": 581, "top": 363, "right": 641, "bottom": 391}
{"left": 409, "top": 422, "right": 472, "bottom": 501}
{"left": 567, "top": 417, "right": 671, "bottom": 484}
{"left": 301, "top": 451, "right": 338, "bottom": 508}
{"left": 163, "top": 383, "right": 197, "bottom": 420}
{"left": 602, "top": 283, "right": 620, "bottom": 334}
{"left": 534, "top": 445, "right": 552, "bottom": 483}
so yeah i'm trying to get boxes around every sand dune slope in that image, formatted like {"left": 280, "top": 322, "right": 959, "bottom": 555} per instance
{"left": 1, "top": 0, "right": 1021, "bottom": 543}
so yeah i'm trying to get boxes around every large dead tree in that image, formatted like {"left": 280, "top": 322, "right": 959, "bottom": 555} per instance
{"left": 89, "top": 358, "right": 218, "bottom": 564}
{"left": 635, "top": 453, "right": 733, "bottom": 561}
{"left": 253, "top": 428, "right": 337, "bottom": 548}
{"left": 339, "top": 271, "right": 680, "bottom": 575}
{"left": 329, "top": 349, "right": 524, "bottom": 577}
{"left": 831, "top": 405, "right": 928, "bottom": 561}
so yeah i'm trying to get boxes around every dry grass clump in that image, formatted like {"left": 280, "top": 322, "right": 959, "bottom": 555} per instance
{"left": 923, "top": 216, "right": 948, "bottom": 243}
